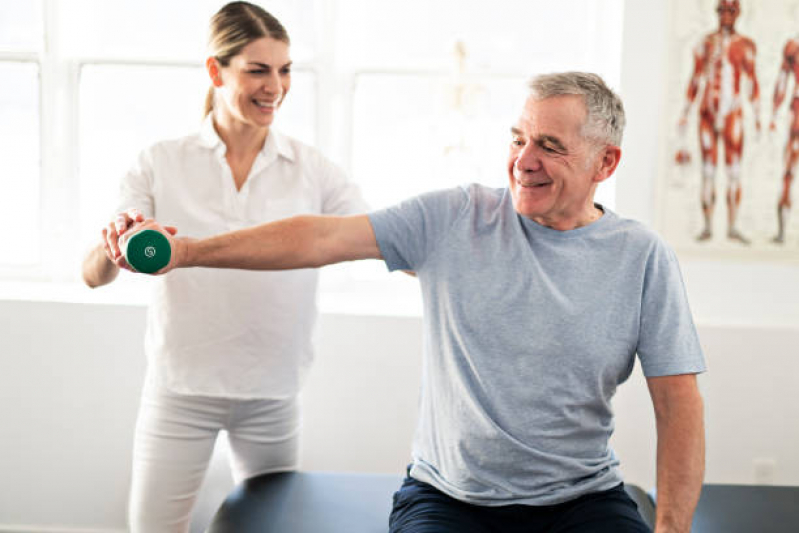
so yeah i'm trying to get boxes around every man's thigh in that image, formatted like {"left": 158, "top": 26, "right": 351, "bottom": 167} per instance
{"left": 389, "top": 477, "right": 494, "bottom": 533}
{"left": 548, "top": 484, "right": 652, "bottom": 533}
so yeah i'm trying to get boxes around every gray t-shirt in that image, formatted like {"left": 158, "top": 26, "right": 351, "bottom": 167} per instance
{"left": 368, "top": 183, "right": 706, "bottom": 506}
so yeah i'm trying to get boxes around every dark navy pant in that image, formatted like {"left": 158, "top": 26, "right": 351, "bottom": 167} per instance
{"left": 389, "top": 476, "right": 651, "bottom": 533}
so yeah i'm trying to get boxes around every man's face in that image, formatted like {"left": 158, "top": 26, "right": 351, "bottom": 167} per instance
{"left": 717, "top": 0, "right": 740, "bottom": 29}
{"left": 507, "top": 95, "right": 607, "bottom": 229}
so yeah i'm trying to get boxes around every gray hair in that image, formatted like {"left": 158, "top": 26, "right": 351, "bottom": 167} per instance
{"left": 527, "top": 72, "right": 625, "bottom": 147}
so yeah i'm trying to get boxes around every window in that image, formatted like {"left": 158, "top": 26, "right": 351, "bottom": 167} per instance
{"left": 0, "top": 1, "right": 43, "bottom": 272}
{"left": 0, "top": 62, "right": 40, "bottom": 267}
{"left": 0, "top": 0, "right": 624, "bottom": 313}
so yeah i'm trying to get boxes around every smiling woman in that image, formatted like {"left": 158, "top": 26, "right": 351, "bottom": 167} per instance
{"left": 204, "top": 3, "right": 291, "bottom": 126}
{"left": 79, "top": 3, "right": 367, "bottom": 532}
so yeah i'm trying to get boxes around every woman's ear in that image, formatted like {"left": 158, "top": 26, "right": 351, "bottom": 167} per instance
{"left": 206, "top": 57, "right": 223, "bottom": 87}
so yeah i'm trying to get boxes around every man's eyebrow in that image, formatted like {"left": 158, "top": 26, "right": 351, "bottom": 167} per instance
{"left": 510, "top": 128, "right": 567, "bottom": 152}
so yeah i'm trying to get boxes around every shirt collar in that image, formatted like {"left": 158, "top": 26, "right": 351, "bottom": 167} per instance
{"left": 198, "top": 114, "right": 296, "bottom": 163}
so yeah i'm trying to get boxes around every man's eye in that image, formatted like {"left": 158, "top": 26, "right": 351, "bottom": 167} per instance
{"left": 539, "top": 143, "right": 559, "bottom": 153}
{"left": 512, "top": 138, "right": 524, "bottom": 146}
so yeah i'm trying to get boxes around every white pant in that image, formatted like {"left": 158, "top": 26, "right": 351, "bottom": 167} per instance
{"left": 128, "top": 378, "right": 300, "bottom": 533}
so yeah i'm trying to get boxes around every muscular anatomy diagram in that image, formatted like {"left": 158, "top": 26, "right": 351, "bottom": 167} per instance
{"left": 770, "top": 35, "right": 799, "bottom": 244}
{"left": 675, "top": 0, "right": 761, "bottom": 244}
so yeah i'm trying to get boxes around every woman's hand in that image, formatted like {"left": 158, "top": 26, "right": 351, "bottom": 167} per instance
{"left": 102, "top": 208, "right": 145, "bottom": 271}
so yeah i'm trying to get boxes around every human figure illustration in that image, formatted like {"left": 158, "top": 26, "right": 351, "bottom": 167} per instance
{"left": 675, "top": 0, "right": 761, "bottom": 243}
{"left": 770, "top": 34, "right": 799, "bottom": 243}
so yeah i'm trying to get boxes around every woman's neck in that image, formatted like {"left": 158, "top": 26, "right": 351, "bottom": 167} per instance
{"left": 212, "top": 111, "right": 268, "bottom": 159}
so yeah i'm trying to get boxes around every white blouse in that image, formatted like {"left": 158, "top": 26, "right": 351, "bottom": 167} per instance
{"left": 116, "top": 116, "right": 367, "bottom": 398}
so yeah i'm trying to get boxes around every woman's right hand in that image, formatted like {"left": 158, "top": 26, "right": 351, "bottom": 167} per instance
{"left": 102, "top": 207, "right": 145, "bottom": 271}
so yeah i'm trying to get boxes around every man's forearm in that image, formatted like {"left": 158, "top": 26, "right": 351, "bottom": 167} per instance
{"left": 653, "top": 388, "right": 705, "bottom": 532}
{"left": 176, "top": 214, "right": 379, "bottom": 271}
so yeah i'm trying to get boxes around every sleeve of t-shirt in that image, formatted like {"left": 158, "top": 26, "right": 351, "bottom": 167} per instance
{"left": 367, "top": 185, "right": 471, "bottom": 272}
{"left": 115, "top": 147, "right": 155, "bottom": 220}
{"left": 636, "top": 238, "right": 707, "bottom": 377}
{"left": 320, "top": 161, "right": 369, "bottom": 216}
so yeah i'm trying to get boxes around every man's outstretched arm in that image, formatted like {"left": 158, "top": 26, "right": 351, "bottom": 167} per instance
{"left": 135, "top": 214, "right": 382, "bottom": 274}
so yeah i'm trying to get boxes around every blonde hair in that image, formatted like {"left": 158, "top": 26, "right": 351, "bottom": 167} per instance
{"left": 204, "top": 1, "right": 290, "bottom": 116}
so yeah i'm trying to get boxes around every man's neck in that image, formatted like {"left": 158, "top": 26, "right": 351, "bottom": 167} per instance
{"left": 531, "top": 204, "right": 604, "bottom": 231}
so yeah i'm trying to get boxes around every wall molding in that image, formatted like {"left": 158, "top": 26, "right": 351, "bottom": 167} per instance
{"left": 0, "top": 527, "right": 125, "bottom": 533}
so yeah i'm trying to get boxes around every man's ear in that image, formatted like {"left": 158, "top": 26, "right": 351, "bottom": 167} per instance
{"left": 206, "top": 57, "right": 223, "bottom": 87}
{"left": 593, "top": 145, "right": 621, "bottom": 183}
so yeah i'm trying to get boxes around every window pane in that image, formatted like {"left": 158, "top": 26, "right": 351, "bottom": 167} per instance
{"left": 0, "top": 62, "right": 40, "bottom": 266}
{"left": 78, "top": 64, "right": 315, "bottom": 245}
{"left": 336, "top": 0, "right": 622, "bottom": 78}
{"left": 0, "top": 0, "right": 43, "bottom": 51}
{"left": 351, "top": 73, "right": 528, "bottom": 209}
{"left": 60, "top": 0, "right": 315, "bottom": 63}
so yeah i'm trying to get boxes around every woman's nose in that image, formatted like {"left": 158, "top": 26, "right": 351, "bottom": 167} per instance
{"left": 263, "top": 72, "right": 281, "bottom": 96}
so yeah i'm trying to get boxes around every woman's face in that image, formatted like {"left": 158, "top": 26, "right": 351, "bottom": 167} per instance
{"left": 210, "top": 36, "right": 292, "bottom": 130}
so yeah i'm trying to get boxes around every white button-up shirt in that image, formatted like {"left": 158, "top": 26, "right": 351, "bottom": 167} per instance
{"left": 117, "top": 116, "right": 367, "bottom": 398}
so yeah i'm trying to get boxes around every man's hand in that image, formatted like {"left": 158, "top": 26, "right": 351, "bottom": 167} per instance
{"left": 119, "top": 219, "right": 182, "bottom": 275}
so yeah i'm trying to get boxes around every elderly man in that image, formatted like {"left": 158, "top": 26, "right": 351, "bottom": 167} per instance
{"left": 109, "top": 72, "right": 705, "bottom": 533}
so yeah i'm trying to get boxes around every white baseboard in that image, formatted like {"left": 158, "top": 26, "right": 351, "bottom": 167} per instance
{"left": 0, "top": 526, "right": 126, "bottom": 533}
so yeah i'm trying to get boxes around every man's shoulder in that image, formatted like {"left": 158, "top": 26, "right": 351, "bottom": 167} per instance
{"left": 416, "top": 183, "right": 503, "bottom": 208}
{"left": 603, "top": 211, "right": 668, "bottom": 251}
{"left": 464, "top": 182, "right": 505, "bottom": 202}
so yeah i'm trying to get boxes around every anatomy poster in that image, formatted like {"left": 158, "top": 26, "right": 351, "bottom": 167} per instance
{"left": 660, "top": 0, "right": 799, "bottom": 260}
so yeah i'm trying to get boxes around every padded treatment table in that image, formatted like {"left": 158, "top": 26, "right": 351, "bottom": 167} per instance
{"left": 206, "top": 471, "right": 656, "bottom": 532}
{"left": 679, "top": 484, "right": 799, "bottom": 532}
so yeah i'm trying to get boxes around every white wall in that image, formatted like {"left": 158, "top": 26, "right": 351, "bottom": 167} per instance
{"left": 616, "top": 0, "right": 799, "bottom": 330}
{"left": 610, "top": 0, "right": 799, "bottom": 490}
{"left": 2, "top": 299, "right": 798, "bottom": 532}
{"left": 2, "top": 0, "right": 799, "bottom": 531}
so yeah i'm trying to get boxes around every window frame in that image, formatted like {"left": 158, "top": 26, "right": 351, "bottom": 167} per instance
{"left": 0, "top": 0, "right": 621, "bottom": 316}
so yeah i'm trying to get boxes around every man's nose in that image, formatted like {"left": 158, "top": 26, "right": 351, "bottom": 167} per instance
{"left": 516, "top": 143, "right": 542, "bottom": 173}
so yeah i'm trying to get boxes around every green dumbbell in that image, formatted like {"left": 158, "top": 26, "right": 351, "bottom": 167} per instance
{"left": 122, "top": 229, "right": 172, "bottom": 274}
